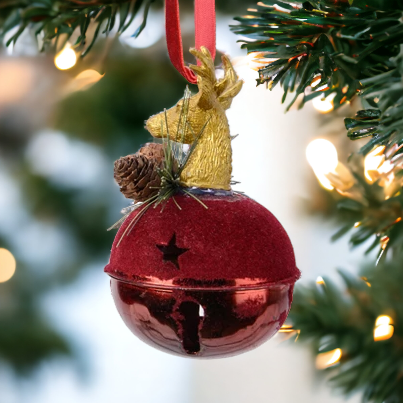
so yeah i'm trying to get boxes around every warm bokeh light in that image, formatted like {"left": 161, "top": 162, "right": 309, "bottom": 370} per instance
{"left": 278, "top": 324, "right": 300, "bottom": 341}
{"left": 374, "top": 315, "right": 394, "bottom": 341}
{"left": 306, "top": 139, "right": 339, "bottom": 174}
{"left": 0, "top": 248, "right": 17, "bottom": 283}
{"left": 312, "top": 94, "right": 335, "bottom": 114}
{"left": 374, "top": 325, "right": 394, "bottom": 341}
{"left": 316, "top": 276, "right": 325, "bottom": 285}
{"left": 316, "top": 348, "right": 342, "bottom": 369}
{"left": 375, "top": 315, "right": 393, "bottom": 327}
{"left": 55, "top": 44, "right": 77, "bottom": 70}
{"left": 65, "top": 69, "right": 104, "bottom": 94}
{"left": 279, "top": 324, "right": 295, "bottom": 333}
{"left": 361, "top": 276, "right": 371, "bottom": 287}
{"left": 0, "top": 61, "right": 34, "bottom": 105}
{"left": 306, "top": 139, "right": 339, "bottom": 190}
{"left": 364, "top": 146, "right": 385, "bottom": 182}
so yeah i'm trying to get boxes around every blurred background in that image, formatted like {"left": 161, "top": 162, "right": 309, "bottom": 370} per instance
{"left": 0, "top": 2, "right": 374, "bottom": 402}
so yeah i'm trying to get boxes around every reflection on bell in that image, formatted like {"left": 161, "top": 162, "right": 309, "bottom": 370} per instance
{"left": 111, "top": 278, "right": 294, "bottom": 358}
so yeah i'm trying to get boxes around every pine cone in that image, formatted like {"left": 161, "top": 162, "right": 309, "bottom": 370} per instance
{"left": 137, "top": 142, "right": 165, "bottom": 161}
{"left": 114, "top": 143, "right": 164, "bottom": 202}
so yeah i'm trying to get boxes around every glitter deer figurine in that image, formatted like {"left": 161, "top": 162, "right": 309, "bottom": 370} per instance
{"left": 145, "top": 46, "right": 243, "bottom": 191}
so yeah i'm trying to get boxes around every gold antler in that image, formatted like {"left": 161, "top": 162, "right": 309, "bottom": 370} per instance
{"left": 216, "top": 55, "right": 243, "bottom": 110}
{"left": 188, "top": 47, "right": 217, "bottom": 109}
{"left": 189, "top": 47, "right": 243, "bottom": 110}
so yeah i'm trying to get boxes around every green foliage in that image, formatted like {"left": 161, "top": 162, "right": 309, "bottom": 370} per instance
{"left": 232, "top": 1, "right": 403, "bottom": 107}
{"left": 232, "top": 1, "right": 403, "bottom": 154}
{"left": 290, "top": 256, "right": 403, "bottom": 403}
{"left": 0, "top": 0, "right": 154, "bottom": 56}
{"left": 0, "top": 0, "right": 251, "bottom": 57}
{"left": 332, "top": 193, "right": 403, "bottom": 259}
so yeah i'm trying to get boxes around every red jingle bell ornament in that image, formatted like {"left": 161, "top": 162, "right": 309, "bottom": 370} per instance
{"left": 105, "top": 47, "right": 300, "bottom": 358}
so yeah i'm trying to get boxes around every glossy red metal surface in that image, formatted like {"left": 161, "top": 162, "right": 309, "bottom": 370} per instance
{"left": 110, "top": 278, "right": 293, "bottom": 358}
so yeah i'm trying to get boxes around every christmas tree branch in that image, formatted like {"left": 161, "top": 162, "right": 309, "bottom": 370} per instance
{"left": 289, "top": 257, "right": 403, "bottom": 403}
{"left": 232, "top": 1, "right": 403, "bottom": 156}
{"left": 232, "top": 1, "right": 403, "bottom": 112}
{"left": 0, "top": 0, "right": 154, "bottom": 56}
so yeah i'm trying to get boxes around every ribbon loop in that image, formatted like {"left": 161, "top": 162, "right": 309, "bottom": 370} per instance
{"left": 165, "top": 0, "right": 216, "bottom": 84}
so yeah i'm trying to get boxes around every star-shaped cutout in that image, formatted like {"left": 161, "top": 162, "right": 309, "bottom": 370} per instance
{"left": 156, "top": 233, "right": 189, "bottom": 270}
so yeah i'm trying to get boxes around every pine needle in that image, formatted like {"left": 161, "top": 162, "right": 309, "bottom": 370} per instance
{"left": 182, "top": 189, "right": 209, "bottom": 209}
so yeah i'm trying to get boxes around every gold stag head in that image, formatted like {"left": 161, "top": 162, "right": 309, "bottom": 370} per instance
{"left": 145, "top": 47, "right": 243, "bottom": 143}
{"left": 145, "top": 47, "right": 243, "bottom": 190}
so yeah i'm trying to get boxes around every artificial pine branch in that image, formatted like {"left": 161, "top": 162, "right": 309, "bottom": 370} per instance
{"left": 0, "top": 0, "right": 248, "bottom": 57}
{"left": 289, "top": 256, "right": 403, "bottom": 403}
{"left": 233, "top": 1, "right": 403, "bottom": 109}
{"left": 232, "top": 1, "right": 403, "bottom": 154}
{"left": 0, "top": 0, "right": 154, "bottom": 56}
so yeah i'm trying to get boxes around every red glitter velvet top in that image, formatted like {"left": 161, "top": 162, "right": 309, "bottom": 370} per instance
{"left": 105, "top": 193, "right": 300, "bottom": 289}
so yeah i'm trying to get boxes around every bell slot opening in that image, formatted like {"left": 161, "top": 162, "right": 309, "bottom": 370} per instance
{"left": 178, "top": 301, "right": 203, "bottom": 355}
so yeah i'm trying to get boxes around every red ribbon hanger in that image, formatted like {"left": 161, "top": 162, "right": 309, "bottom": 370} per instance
{"left": 165, "top": 0, "right": 216, "bottom": 84}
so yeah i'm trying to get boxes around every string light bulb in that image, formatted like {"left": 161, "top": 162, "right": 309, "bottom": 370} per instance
{"left": 0, "top": 248, "right": 17, "bottom": 283}
{"left": 376, "top": 315, "right": 393, "bottom": 326}
{"left": 364, "top": 146, "right": 385, "bottom": 183}
{"left": 374, "top": 315, "right": 394, "bottom": 341}
{"left": 312, "top": 93, "right": 336, "bottom": 114}
{"left": 316, "top": 348, "right": 342, "bottom": 369}
{"left": 278, "top": 324, "right": 300, "bottom": 341}
{"left": 55, "top": 43, "right": 77, "bottom": 70}
{"left": 306, "top": 139, "right": 339, "bottom": 190}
